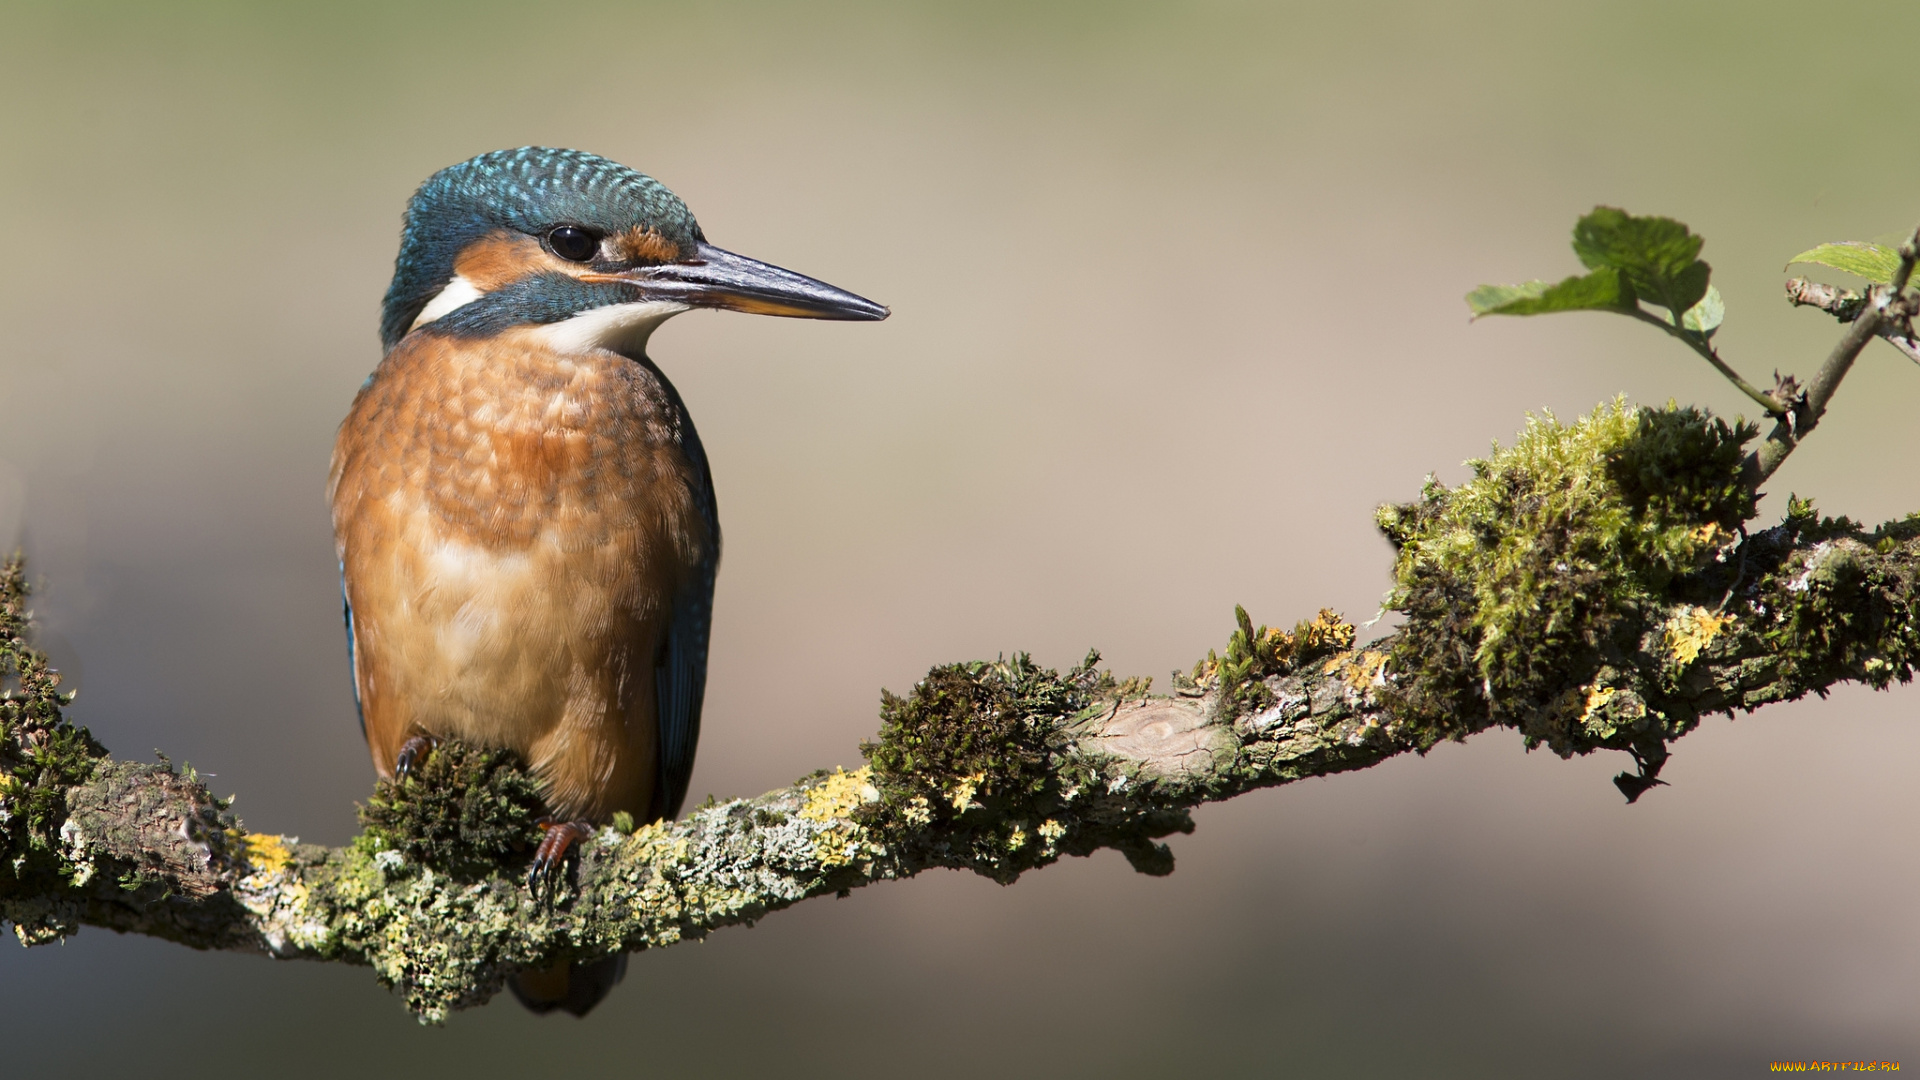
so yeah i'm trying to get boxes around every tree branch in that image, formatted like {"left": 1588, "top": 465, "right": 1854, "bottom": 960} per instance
{"left": 8, "top": 447, "right": 1920, "bottom": 1020}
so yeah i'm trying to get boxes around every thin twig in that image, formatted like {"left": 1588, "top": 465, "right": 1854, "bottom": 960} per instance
{"left": 1787, "top": 279, "right": 1920, "bottom": 365}
{"left": 1748, "top": 224, "right": 1920, "bottom": 486}
{"left": 1627, "top": 307, "right": 1782, "bottom": 416}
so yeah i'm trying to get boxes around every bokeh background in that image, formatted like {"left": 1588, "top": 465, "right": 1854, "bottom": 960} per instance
{"left": 4, "top": 2, "right": 1920, "bottom": 1075}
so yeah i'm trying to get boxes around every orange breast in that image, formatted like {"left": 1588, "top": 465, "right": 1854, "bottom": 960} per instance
{"left": 328, "top": 329, "right": 713, "bottom": 821}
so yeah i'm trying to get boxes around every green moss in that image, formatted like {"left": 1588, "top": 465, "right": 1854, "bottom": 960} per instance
{"left": 1178, "top": 606, "right": 1355, "bottom": 716}
{"left": 858, "top": 651, "right": 1126, "bottom": 880}
{"left": 358, "top": 739, "right": 544, "bottom": 879}
{"left": 862, "top": 651, "right": 1104, "bottom": 813}
{"left": 1735, "top": 503, "right": 1920, "bottom": 700}
{"left": 1375, "top": 400, "right": 1756, "bottom": 755}
{"left": 0, "top": 556, "right": 109, "bottom": 937}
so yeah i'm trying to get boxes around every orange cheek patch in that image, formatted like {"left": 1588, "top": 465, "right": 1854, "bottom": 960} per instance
{"left": 454, "top": 230, "right": 576, "bottom": 290}
{"left": 611, "top": 227, "right": 682, "bottom": 265}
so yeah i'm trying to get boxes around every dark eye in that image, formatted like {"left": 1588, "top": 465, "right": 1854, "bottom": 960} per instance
{"left": 547, "top": 226, "right": 598, "bottom": 262}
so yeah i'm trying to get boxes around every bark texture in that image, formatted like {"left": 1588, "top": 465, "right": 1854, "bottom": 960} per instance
{"left": 5, "top": 405, "right": 1919, "bottom": 1021}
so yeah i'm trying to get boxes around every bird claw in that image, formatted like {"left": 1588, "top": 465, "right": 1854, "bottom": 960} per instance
{"left": 394, "top": 734, "right": 438, "bottom": 782}
{"left": 527, "top": 819, "right": 592, "bottom": 902}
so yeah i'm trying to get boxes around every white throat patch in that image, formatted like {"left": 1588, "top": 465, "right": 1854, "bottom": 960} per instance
{"left": 528, "top": 300, "right": 690, "bottom": 356}
{"left": 410, "top": 274, "right": 484, "bottom": 331}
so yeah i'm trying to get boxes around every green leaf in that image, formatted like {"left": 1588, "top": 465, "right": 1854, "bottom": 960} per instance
{"left": 1466, "top": 269, "right": 1631, "bottom": 318}
{"left": 1785, "top": 241, "right": 1902, "bottom": 284}
{"left": 1571, "top": 206, "right": 1711, "bottom": 316}
{"left": 1679, "top": 284, "right": 1724, "bottom": 336}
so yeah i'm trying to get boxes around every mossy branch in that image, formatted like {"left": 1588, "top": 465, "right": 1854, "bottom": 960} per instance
{"left": 7, "top": 403, "right": 1920, "bottom": 1021}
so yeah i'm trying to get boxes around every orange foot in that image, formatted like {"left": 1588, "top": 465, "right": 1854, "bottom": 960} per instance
{"left": 528, "top": 819, "right": 593, "bottom": 901}
{"left": 394, "top": 734, "right": 439, "bottom": 781}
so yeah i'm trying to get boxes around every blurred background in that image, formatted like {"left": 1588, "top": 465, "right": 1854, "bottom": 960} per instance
{"left": 4, "top": 1, "right": 1919, "bottom": 1075}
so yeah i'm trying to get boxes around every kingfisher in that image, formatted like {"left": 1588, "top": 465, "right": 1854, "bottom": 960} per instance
{"left": 328, "top": 147, "right": 886, "bottom": 1015}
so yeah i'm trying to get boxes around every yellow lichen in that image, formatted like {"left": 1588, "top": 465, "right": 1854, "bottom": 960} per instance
{"left": 1037, "top": 818, "right": 1065, "bottom": 845}
{"left": 1552, "top": 679, "right": 1645, "bottom": 739}
{"left": 1327, "top": 649, "right": 1388, "bottom": 691}
{"left": 802, "top": 775, "right": 875, "bottom": 868}
{"left": 1664, "top": 606, "right": 1734, "bottom": 666}
{"left": 812, "top": 825, "right": 862, "bottom": 868}
{"left": 800, "top": 766, "right": 878, "bottom": 823}
{"left": 233, "top": 833, "right": 313, "bottom": 928}
{"left": 1195, "top": 608, "right": 1355, "bottom": 692}
{"left": 947, "top": 771, "right": 986, "bottom": 812}
{"left": 1573, "top": 683, "right": 1629, "bottom": 737}
{"left": 1005, "top": 824, "right": 1028, "bottom": 851}
{"left": 240, "top": 831, "right": 292, "bottom": 875}
{"left": 625, "top": 819, "right": 692, "bottom": 872}
{"left": 900, "top": 795, "right": 933, "bottom": 827}
{"left": 1579, "top": 684, "right": 1617, "bottom": 722}
{"left": 629, "top": 819, "right": 672, "bottom": 846}
{"left": 236, "top": 873, "right": 311, "bottom": 922}
{"left": 1691, "top": 523, "right": 1733, "bottom": 550}
{"left": 1268, "top": 608, "right": 1357, "bottom": 663}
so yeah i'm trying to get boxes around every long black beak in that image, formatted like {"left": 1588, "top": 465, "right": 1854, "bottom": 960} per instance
{"left": 586, "top": 242, "right": 889, "bottom": 321}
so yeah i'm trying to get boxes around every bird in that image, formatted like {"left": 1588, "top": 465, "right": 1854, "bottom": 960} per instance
{"left": 328, "top": 146, "right": 887, "bottom": 1016}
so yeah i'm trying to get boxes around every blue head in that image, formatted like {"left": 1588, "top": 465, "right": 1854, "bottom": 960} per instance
{"left": 381, "top": 147, "right": 886, "bottom": 352}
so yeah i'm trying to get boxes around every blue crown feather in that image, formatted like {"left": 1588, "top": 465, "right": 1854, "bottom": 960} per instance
{"left": 379, "top": 147, "right": 701, "bottom": 350}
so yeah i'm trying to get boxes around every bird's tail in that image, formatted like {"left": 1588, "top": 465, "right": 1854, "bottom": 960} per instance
{"left": 508, "top": 954, "right": 629, "bottom": 1017}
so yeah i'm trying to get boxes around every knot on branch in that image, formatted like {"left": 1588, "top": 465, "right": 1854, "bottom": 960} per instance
{"left": 64, "top": 759, "right": 239, "bottom": 899}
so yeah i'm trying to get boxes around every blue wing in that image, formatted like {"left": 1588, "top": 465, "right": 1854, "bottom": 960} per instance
{"left": 654, "top": 536, "right": 716, "bottom": 821}
{"left": 649, "top": 354, "right": 720, "bottom": 823}
{"left": 341, "top": 569, "right": 367, "bottom": 741}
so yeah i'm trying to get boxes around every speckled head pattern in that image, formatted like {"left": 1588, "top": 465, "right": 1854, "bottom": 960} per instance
{"left": 379, "top": 147, "right": 703, "bottom": 350}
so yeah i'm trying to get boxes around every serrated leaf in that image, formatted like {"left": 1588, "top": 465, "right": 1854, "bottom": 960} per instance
{"left": 1466, "top": 269, "right": 1631, "bottom": 318}
{"left": 1784, "top": 241, "right": 1901, "bottom": 284}
{"left": 1679, "top": 284, "right": 1724, "bottom": 336}
{"left": 1570, "top": 206, "right": 1711, "bottom": 315}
